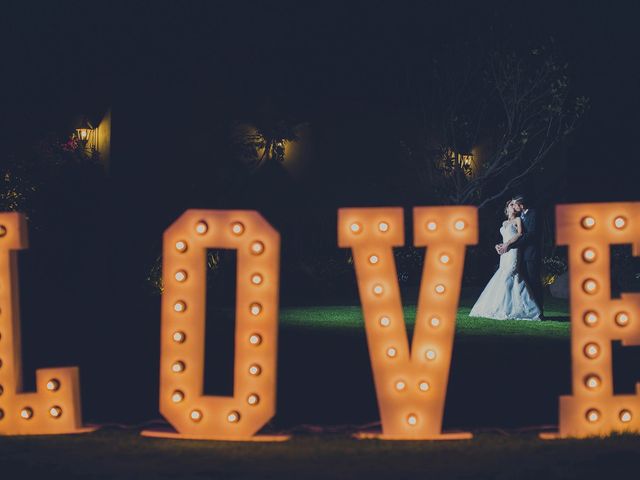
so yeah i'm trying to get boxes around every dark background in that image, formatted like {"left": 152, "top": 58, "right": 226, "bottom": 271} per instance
{"left": 1, "top": 0, "right": 639, "bottom": 428}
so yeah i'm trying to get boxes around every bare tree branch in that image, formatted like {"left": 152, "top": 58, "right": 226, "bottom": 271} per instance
{"left": 402, "top": 43, "right": 588, "bottom": 208}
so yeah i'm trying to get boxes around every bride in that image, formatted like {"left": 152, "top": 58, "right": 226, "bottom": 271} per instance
{"left": 469, "top": 200, "right": 541, "bottom": 320}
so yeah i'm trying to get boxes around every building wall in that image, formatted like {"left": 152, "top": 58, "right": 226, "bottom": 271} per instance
{"left": 96, "top": 109, "right": 111, "bottom": 172}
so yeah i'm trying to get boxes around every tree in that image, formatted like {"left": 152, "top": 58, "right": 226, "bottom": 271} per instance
{"left": 402, "top": 42, "right": 588, "bottom": 208}
{"left": 0, "top": 133, "right": 102, "bottom": 224}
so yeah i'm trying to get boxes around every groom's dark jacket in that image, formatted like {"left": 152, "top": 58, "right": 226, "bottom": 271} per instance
{"left": 509, "top": 208, "right": 541, "bottom": 260}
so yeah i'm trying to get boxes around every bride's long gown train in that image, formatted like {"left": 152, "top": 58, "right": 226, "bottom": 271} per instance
{"left": 469, "top": 221, "right": 541, "bottom": 320}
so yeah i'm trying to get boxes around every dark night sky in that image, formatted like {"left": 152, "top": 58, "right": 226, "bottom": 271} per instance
{"left": 2, "top": 0, "right": 640, "bottom": 203}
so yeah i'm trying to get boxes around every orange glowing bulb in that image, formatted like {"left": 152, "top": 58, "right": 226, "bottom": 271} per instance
{"left": 620, "top": 410, "right": 632, "bottom": 423}
{"left": 613, "top": 216, "right": 626, "bottom": 229}
{"left": 172, "top": 361, "right": 185, "bottom": 373}
{"left": 454, "top": 220, "right": 466, "bottom": 231}
{"left": 586, "top": 409, "right": 600, "bottom": 423}
{"left": 251, "top": 241, "right": 265, "bottom": 255}
{"left": 231, "top": 222, "right": 245, "bottom": 235}
{"left": 172, "top": 331, "right": 186, "bottom": 343}
{"left": 49, "top": 406, "right": 62, "bottom": 418}
{"left": 583, "top": 311, "right": 599, "bottom": 326}
{"left": 584, "top": 375, "right": 601, "bottom": 389}
{"left": 46, "top": 379, "right": 60, "bottom": 392}
{"left": 581, "top": 216, "right": 596, "bottom": 229}
{"left": 582, "top": 279, "right": 598, "bottom": 294}
{"left": 615, "top": 312, "right": 630, "bottom": 326}
{"left": 582, "top": 248, "right": 597, "bottom": 263}
{"left": 171, "top": 391, "right": 184, "bottom": 403}
{"left": 584, "top": 343, "right": 600, "bottom": 359}
{"left": 195, "top": 221, "right": 208, "bottom": 235}
{"left": 175, "top": 240, "right": 188, "bottom": 252}
{"left": 250, "top": 303, "right": 262, "bottom": 316}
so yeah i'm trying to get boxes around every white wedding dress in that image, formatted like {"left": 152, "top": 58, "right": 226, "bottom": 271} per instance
{"left": 469, "top": 221, "right": 541, "bottom": 320}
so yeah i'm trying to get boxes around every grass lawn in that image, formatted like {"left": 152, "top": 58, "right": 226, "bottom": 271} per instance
{"left": 3, "top": 295, "right": 640, "bottom": 479}
{"left": 280, "top": 295, "right": 571, "bottom": 339}
{"left": 271, "top": 294, "right": 576, "bottom": 430}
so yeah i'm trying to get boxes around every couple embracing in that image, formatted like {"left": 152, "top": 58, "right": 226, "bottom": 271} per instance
{"left": 470, "top": 195, "right": 544, "bottom": 321}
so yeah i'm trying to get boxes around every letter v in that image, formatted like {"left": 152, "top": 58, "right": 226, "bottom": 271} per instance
{"left": 338, "top": 206, "right": 477, "bottom": 440}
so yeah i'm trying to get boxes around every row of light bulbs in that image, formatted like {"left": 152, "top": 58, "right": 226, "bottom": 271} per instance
{"left": 170, "top": 220, "right": 267, "bottom": 424}
{"left": 585, "top": 408, "right": 633, "bottom": 424}
{"left": 582, "top": 311, "right": 630, "bottom": 327}
{"left": 175, "top": 222, "right": 265, "bottom": 255}
{"left": 394, "top": 380, "right": 431, "bottom": 392}
{"left": 349, "top": 219, "right": 467, "bottom": 235}
{"left": 0, "top": 378, "right": 63, "bottom": 422}
{"left": 581, "top": 215, "right": 628, "bottom": 230}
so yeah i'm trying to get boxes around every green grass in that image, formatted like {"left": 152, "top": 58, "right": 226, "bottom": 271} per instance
{"left": 281, "top": 295, "right": 570, "bottom": 339}
{"left": 1, "top": 429, "right": 640, "bottom": 479}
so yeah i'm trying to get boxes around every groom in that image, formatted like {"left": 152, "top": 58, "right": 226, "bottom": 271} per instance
{"left": 497, "top": 195, "right": 544, "bottom": 318}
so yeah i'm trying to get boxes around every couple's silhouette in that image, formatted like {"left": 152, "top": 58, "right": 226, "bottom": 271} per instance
{"left": 470, "top": 195, "right": 544, "bottom": 321}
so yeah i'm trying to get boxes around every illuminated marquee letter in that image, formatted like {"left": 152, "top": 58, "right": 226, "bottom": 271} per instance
{"left": 0, "top": 213, "right": 93, "bottom": 435}
{"left": 542, "top": 202, "right": 640, "bottom": 439}
{"left": 338, "top": 206, "right": 477, "bottom": 440}
{"left": 142, "top": 210, "right": 288, "bottom": 441}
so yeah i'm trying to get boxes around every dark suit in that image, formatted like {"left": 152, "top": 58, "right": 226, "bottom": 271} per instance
{"left": 509, "top": 208, "right": 544, "bottom": 314}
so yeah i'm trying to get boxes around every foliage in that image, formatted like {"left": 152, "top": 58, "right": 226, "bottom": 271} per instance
{"left": 392, "top": 246, "right": 424, "bottom": 284}
{"left": 0, "top": 133, "right": 102, "bottom": 223}
{"left": 0, "top": 167, "right": 37, "bottom": 215}
{"left": 611, "top": 246, "right": 640, "bottom": 292}
{"left": 231, "top": 120, "right": 301, "bottom": 172}
{"left": 542, "top": 254, "right": 568, "bottom": 286}
{"left": 298, "top": 251, "right": 353, "bottom": 282}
